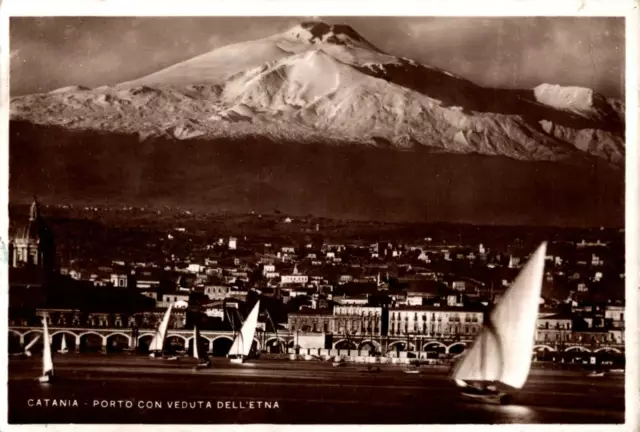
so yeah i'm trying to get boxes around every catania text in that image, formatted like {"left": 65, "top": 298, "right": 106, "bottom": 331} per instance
{"left": 27, "top": 399, "right": 280, "bottom": 409}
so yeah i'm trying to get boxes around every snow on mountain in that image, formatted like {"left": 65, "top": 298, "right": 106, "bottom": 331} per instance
{"left": 10, "top": 21, "right": 625, "bottom": 166}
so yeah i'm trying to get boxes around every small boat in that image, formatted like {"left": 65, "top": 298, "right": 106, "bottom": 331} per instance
{"left": 57, "top": 334, "right": 69, "bottom": 354}
{"left": 192, "top": 325, "right": 211, "bottom": 369}
{"left": 11, "top": 335, "right": 41, "bottom": 358}
{"left": 451, "top": 243, "right": 547, "bottom": 405}
{"left": 149, "top": 304, "right": 173, "bottom": 358}
{"left": 227, "top": 300, "right": 260, "bottom": 364}
{"left": 332, "top": 357, "right": 347, "bottom": 367}
{"left": 38, "top": 317, "right": 54, "bottom": 384}
{"left": 166, "top": 356, "right": 179, "bottom": 361}
{"left": 608, "top": 369, "right": 625, "bottom": 375}
{"left": 587, "top": 371, "right": 605, "bottom": 378}
{"left": 403, "top": 368, "right": 420, "bottom": 374}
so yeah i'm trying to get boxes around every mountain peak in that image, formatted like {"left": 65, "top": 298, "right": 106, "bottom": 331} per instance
{"left": 282, "top": 21, "right": 382, "bottom": 52}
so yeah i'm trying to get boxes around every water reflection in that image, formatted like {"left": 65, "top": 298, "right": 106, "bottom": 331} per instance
{"left": 483, "top": 404, "right": 538, "bottom": 423}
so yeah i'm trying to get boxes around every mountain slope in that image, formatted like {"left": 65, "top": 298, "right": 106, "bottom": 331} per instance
{"left": 10, "top": 21, "right": 624, "bottom": 166}
{"left": 8, "top": 21, "right": 625, "bottom": 226}
{"left": 10, "top": 121, "right": 623, "bottom": 227}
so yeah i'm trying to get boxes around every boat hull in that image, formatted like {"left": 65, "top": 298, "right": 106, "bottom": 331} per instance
{"left": 230, "top": 357, "right": 244, "bottom": 364}
{"left": 460, "top": 389, "right": 512, "bottom": 405}
{"left": 38, "top": 375, "right": 52, "bottom": 384}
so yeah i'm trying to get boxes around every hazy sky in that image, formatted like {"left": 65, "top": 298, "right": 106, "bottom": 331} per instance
{"left": 10, "top": 16, "right": 625, "bottom": 98}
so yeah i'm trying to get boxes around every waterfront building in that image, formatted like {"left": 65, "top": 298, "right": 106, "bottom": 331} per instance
{"left": 387, "top": 306, "right": 483, "bottom": 338}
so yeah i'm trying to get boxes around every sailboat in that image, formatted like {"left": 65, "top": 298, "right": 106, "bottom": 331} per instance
{"left": 38, "top": 316, "right": 54, "bottom": 383}
{"left": 228, "top": 300, "right": 260, "bottom": 364}
{"left": 11, "top": 335, "right": 41, "bottom": 357}
{"left": 451, "top": 242, "right": 547, "bottom": 405}
{"left": 193, "top": 325, "right": 211, "bottom": 369}
{"left": 149, "top": 304, "right": 174, "bottom": 359}
{"left": 57, "top": 334, "right": 69, "bottom": 354}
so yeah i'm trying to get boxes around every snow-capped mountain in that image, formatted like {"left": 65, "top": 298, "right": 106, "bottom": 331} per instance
{"left": 11, "top": 21, "right": 624, "bottom": 166}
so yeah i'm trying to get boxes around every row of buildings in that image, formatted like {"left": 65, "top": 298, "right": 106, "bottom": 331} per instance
{"left": 8, "top": 199, "right": 626, "bottom": 355}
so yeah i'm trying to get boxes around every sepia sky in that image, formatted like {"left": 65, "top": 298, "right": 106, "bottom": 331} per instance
{"left": 10, "top": 16, "right": 625, "bottom": 98}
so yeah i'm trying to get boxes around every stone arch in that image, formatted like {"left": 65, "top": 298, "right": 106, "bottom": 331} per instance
{"left": 165, "top": 333, "right": 188, "bottom": 344}
{"left": 186, "top": 335, "right": 211, "bottom": 356}
{"left": 78, "top": 331, "right": 106, "bottom": 352}
{"left": 211, "top": 335, "right": 234, "bottom": 357}
{"left": 165, "top": 334, "right": 188, "bottom": 353}
{"left": 22, "top": 330, "right": 44, "bottom": 350}
{"left": 533, "top": 344, "right": 557, "bottom": 352}
{"left": 185, "top": 335, "right": 212, "bottom": 343}
{"left": 136, "top": 333, "right": 155, "bottom": 352}
{"left": 388, "top": 341, "right": 415, "bottom": 351}
{"left": 334, "top": 339, "right": 357, "bottom": 350}
{"left": 594, "top": 347, "right": 622, "bottom": 354}
{"left": 78, "top": 331, "right": 105, "bottom": 339}
{"left": 446, "top": 342, "right": 467, "bottom": 354}
{"left": 265, "top": 337, "right": 287, "bottom": 354}
{"left": 9, "top": 328, "right": 23, "bottom": 338}
{"left": 358, "top": 339, "right": 381, "bottom": 352}
{"left": 565, "top": 345, "right": 591, "bottom": 352}
{"left": 105, "top": 332, "right": 132, "bottom": 352}
{"left": 422, "top": 340, "right": 447, "bottom": 351}
{"left": 22, "top": 329, "right": 43, "bottom": 339}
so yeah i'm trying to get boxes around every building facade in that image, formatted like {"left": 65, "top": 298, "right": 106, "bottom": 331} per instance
{"left": 388, "top": 306, "right": 483, "bottom": 338}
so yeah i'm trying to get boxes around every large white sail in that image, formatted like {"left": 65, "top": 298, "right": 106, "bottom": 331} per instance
{"left": 42, "top": 317, "right": 54, "bottom": 376}
{"left": 452, "top": 242, "right": 547, "bottom": 390}
{"left": 60, "top": 334, "right": 68, "bottom": 352}
{"left": 193, "top": 326, "right": 201, "bottom": 360}
{"left": 229, "top": 300, "right": 260, "bottom": 357}
{"left": 149, "top": 304, "right": 173, "bottom": 352}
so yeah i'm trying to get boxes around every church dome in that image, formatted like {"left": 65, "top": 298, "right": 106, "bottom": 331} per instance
{"left": 13, "top": 199, "right": 53, "bottom": 246}
{"left": 17, "top": 200, "right": 49, "bottom": 243}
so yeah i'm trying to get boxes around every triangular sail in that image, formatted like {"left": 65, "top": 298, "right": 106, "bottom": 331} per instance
{"left": 149, "top": 304, "right": 173, "bottom": 352}
{"left": 25, "top": 335, "right": 40, "bottom": 352}
{"left": 193, "top": 326, "right": 201, "bottom": 360}
{"left": 60, "top": 334, "right": 68, "bottom": 351}
{"left": 42, "top": 317, "right": 54, "bottom": 376}
{"left": 228, "top": 300, "right": 260, "bottom": 357}
{"left": 452, "top": 242, "right": 547, "bottom": 389}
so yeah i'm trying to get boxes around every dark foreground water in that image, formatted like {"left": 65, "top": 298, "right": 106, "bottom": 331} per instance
{"left": 9, "top": 354, "right": 625, "bottom": 424}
